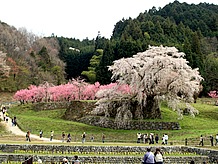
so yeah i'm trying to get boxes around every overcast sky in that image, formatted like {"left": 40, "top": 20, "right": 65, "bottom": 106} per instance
{"left": 0, "top": 0, "right": 217, "bottom": 40}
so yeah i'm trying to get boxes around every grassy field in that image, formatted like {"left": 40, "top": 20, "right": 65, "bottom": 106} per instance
{"left": 1, "top": 98, "right": 218, "bottom": 146}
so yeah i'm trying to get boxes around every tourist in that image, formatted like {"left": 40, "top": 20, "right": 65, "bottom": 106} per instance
{"left": 39, "top": 130, "right": 43, "bottom": 138}
{"left": 137, "top": 132, "right": 141, "bottom": 143}
{"left": 38, "top": 158, "right": 42, "bottom": 164}
{"left": 164, "top": 134, "right": 168, "bottom": 145}
{"left": 142, "top": 148, "right": 155, "bottom": 164}
{"left": 62, "top": 132, "right": 66, "bottom": 142}
{"left": 62, "top": 157, "right": 69, "bottom": 164}
{"left": 50, "top": 131, "right": 54, "bottom": 141}
{"left": 215, "top": 134, "right": 218, "bottom": 146}
{"left": 161, "top": 135, "right": 165, "bottom": 145}
{"left": 102, "top": 133, "right": 105, "bottom": 143}
{"left": 12, "top": 118, "right": 14, "bottom": 126}
{"left": 149, "top": 133, "right": 154, "bottom": 144}
{"left": 67, "top": 133, "right": 71, "bottom": 142}
{"left": 90, "top": 135, "right": 94, "bottom": 142}
{"left": 22, "top": 157, "right": 33, "bottom": 164}
{"left": 26, "top": 131, "right": 31, "bottom": 142}
{"left": 154, "top": 148, "right": 163, "bottom": 164}
{"left": 2, "top": 106, "right": 7, "bottom": 121}
{"left": 72, "top": 155, "right": 80, "bottom": 164}
{"left": 199, "top": 135, "right": 204, "bottom": 146}
{"left": 210, "top": 135, "right": 214, "bottom": 146}
{"left": 5, "top": 112, "right": 9, "bottom": 123}
{"left": 155, "top": 134, "right": 159, "bottom": 144}
{"left": 81, "top": 132, "right": 86, "bottom": 143}
{"left": 13, "top": 116, "right": 17, "bottom": 126}
{"left": 144, "top": 133, "right": 149, "bottom": 144}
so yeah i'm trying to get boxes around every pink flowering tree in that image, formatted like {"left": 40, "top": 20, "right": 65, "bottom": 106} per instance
{"left": 208, "top": 91, "right": 218, "bottom": 98}
{"left": 208, "top": 91, "right": 218, "bottom": 106}
{"left": 13, "top": 78, "right": 131, "bottom": 104}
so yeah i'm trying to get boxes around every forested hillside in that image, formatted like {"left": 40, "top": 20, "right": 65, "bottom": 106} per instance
{"left": 96, "top": 1, "right": 218, "bottom": 95}
{"left": 0, "top": 1, "right": 217, "bottom": 95}
{"left": 0, "top": 22, "right": 66, "bottom": 91}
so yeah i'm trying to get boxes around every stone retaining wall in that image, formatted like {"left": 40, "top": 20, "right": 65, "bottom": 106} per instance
{"left": 0, "top": 145, "right": 195, "bottom": 153}
{"left": 32, "top": 102, "right": 181, "bottom": 130}
{"left": 78, "top": 116, "right": 180, "bottom": 130}
{"left": 0, "top": 144, "right": 217, "bottom": 163}
{"left": 0, "top": 145, "right": 214, "bottom": 155}
{"left": 0, "top": 154, "right": 209, "bottom": 164}
{"left": 32, "top": 102, "right": 70, "bottom": 111}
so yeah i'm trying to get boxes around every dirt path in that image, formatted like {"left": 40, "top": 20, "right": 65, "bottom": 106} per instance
{"left": 0, "top": 113, "right": 61, "bottom": 142}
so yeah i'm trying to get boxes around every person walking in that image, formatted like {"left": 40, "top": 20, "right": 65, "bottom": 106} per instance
{"left": 210, "top": 135, "right": 214, "bottom": 146}
{"left": 90, "top": 135, "right": 94, "bottom": 142}
{"left": 50, "top": 131, "right": 54, "bottom": 141}
{"left": 62, "top": 132, "right": 66, "bottom": 142}
{"left": 13, "top": 116, "right": 17, "bottom": 126}
{"left": 164, "top": 134, "right": 168, "bottom": 145}
{"left": 137, "top": 132, "right": 141, "bottom": 143}
{"left": 215, "top": 134, "right": 218, "bottom": 146}
{"left": 154, "top": 148, "right": 163, "bottom": 164}
{"left": 142, "top": 148, "right": 155, "bottom": 164}
{"left": 155, "top": 134, "right": 159, "bottom": 144}
{"left": 26, "top": 131, "right": 31, "bottom": 142}
{"left": 199, "top": 135, "right": 204, "bottom": 146}
{"left": 81, "top": 132, "right": 86, "bottom": 143}
{"left": 67, "top": 133, "right": 71, "bottom": 142}
{"left": 102, "top": 133, "right": 105, "bottom": 143}
{"left": 39, "top": 130, "right": 43, "bottom": 138}
{"left": 161, "top": 135, "right": 165, "bottom": 145}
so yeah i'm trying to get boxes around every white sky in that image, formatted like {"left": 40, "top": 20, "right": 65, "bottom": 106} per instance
{"left": 0, "top": 0, "right": 217, "bottom": 40}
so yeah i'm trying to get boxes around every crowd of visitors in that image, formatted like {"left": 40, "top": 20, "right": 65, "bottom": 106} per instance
{"left": 198, "top": 134, "right": 218, "bottom": 146}
{"left": 137, "top": 132, "right": 169, "bottom": 145}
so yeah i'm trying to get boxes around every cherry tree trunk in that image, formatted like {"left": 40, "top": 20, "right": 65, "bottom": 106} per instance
{"left": 142, "top": 95, "right": 162, "bottom": 119}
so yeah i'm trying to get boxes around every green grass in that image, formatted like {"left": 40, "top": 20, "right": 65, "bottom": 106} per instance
{"left": 3, "top": 100, "right": 218, "bottom": 146}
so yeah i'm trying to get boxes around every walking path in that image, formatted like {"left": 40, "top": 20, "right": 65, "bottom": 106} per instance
{"left": 0, "top": 113, "right": 61, "bottom": 142}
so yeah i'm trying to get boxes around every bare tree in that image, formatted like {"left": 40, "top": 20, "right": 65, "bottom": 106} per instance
{"left": 0, "top": 51, "right": 10, "bottom": 78}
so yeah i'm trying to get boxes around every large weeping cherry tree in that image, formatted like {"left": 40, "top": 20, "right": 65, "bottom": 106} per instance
{"left": 93, "top": 45, "right": 203, "bottom": 122}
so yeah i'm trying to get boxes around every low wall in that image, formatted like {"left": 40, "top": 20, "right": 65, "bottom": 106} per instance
{"left": 79, "top": 116, "right": 180, "bottom": 130}
{"left": 32, "top": 102, "right": 70, "bottom": 111}
{"left": 0, "top": 154, "right": 209, "bottom": 164}
{"left": 32, "top": 102, "right": 181, "bottom": 130}
{"left": 0, "top": 144, "right": 217, "bottom": 163}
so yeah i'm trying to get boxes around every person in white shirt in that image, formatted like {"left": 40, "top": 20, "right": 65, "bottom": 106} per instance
{"left": 215, "top": 134, "right": 218, "bottom": 146}
{"left": 154, "top": 148, "right": 163, "bottom": 164}
{"left": 137, "top": 132, "right": 141, "bottom": 143}
{"left": 164, "top": 134, "right": 168, "bottom": 145}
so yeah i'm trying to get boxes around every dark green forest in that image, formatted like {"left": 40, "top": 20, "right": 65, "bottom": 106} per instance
{"left": 0, "top": 1, "right": 217, "bottom": 96}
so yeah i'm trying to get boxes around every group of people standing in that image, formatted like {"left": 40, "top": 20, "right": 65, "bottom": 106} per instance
{"left": 199, "top": 134, "right": 218, "bottom": 146}
{"left": 24, "top": 130, "right": 106, "bottom": 143}
{"left": 1, "top": 106, "right": 8, "bottom": 122}
{"left": 142, "top": 148, "right": 164, "bottom": 164}
{"left": 61, "top": 132, "right": 72, "bottom": 142}
{"left": 81, "top": 132, "right": 106, "bottom": 143}
{"left": 1, "top": 105, "right": 17, "bottom": 126}
{"left": 137, "top": 133, "right": 169, "bottom": 145}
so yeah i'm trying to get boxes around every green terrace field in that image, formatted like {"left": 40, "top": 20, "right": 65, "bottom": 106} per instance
{"left": 1, "top": 99, "right": 218, "bottom": 146}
